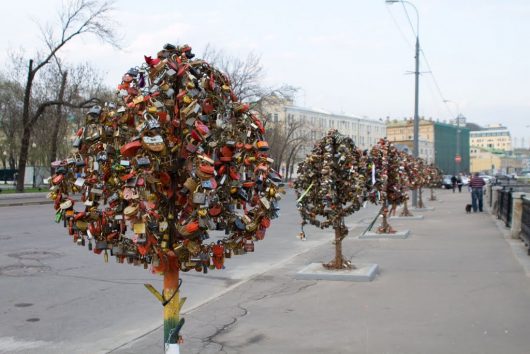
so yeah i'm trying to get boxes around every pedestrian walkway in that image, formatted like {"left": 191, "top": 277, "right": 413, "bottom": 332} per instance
{"left": 113, "top": 189, "right": 530, "bottom": 354}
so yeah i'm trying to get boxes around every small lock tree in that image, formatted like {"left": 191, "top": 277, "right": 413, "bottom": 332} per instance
{"left": 294, "top": 129, "right": 367, "bottom": 269}
{"left": 366, "top": 138, "right": 406, "bottom": 233}
{"left": 48, "top": 44, "right": 282, "bottom": 351}
{"left": 395, "top": 151, "right": 420, "bottom": 217}
{"left": 426, "top": 164, "right": 442, "bottom": 201}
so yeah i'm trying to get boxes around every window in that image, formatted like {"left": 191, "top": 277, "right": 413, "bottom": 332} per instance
{"left": 274, "top": 113, "right": 278, "bottom": 123}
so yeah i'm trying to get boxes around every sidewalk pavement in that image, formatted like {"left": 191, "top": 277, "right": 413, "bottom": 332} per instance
{"left": 112, "top": 189, "right": 530, "bottom": 354}
{"left": 0, "top": 192, "right": 50, "bottom": 207}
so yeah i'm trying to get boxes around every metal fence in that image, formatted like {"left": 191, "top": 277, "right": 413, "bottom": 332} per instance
{"left": 497, "top": 189, "right": 513, "bottom": 227}
{"left": 521, "top": 198, "right": 530, "bottom": 255}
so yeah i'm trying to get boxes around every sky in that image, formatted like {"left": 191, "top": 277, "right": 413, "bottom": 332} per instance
{"left": 1, "top": 0, "right": 529, "bottom": 147}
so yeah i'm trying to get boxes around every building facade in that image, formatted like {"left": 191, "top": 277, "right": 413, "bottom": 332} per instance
{"left": 470, "top": 147, "right": 522, "bottom": 174}
{"left": 258, "top": 96, "right": 386, "bottom": 157}
{"left": 386, "top": 118, "right": 470, "bottom": 174}
{"left": 470, "top": 124, "right": 512, "bottom": 152}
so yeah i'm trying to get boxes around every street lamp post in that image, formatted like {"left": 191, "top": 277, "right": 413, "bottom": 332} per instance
{"left": 386, "top": 0, "right": 420, "bottom": 207}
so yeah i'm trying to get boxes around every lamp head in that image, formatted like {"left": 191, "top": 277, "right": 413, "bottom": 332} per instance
{"left": 385, "top": 0, "right": 400, "bottom": 3}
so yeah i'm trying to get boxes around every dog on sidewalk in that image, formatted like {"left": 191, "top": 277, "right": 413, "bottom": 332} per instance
{"left": 465, "top": 204, "right": 472, "bottom": 213}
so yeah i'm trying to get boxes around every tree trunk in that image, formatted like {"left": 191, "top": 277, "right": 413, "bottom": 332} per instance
{"left": 8, "top": 156, "right": 16, "bottom": 170}
{"left": 323, "top": 217, "right": 352, "bottom": 270}
{"left": 17, "top": 59, "right": 35, "bottom": 192}
{"left": 389, "top": 201, "right": 395, "bottom": 216}
{"left": 163, "top": 268, "right": 182, "bottom": 345}
{"left": 16, "top": 126, "right": 32, "bottom": 192}
{"left": 400, "top": 198, "right": 414, "bottom": 216}
{"left": 50, "top": 72, "right": 68, "bottom": 175}
{"left": 333, "top": 226, "right": 344, "bottom": 268}
{"left": 418, "top": 187, "right": 425, "bottom": 208}
{"left": 429, "top": 187, "right": 436, "bottom": 201}
{"left": 377, "top": 204, "right": 396, "bottom": 234}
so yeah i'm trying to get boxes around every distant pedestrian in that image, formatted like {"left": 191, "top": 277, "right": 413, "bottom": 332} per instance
{"left": 457, "top": 174, "right": 463, "bottom": 193}
{"left": 469, "top": 172, "right": 486, "bottom": 212}
{"left": 451, "top": 175, "right": 457, "bottom": 193}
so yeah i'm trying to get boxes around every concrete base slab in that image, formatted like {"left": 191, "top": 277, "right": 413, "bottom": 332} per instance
{"left": 411, "top": 207, "right": 435, "bottom": 211}
{"left": 295, "top": 262, "right": 379, "bottom": 282}
{"left": 359, "top": 230, "right": 410, "bottom": 239}
{"left": 390, "top": 215, "right": 424, "bottom": 220}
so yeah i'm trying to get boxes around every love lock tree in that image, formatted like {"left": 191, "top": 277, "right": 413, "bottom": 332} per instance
{"left": 48, "top": 44, "right": 283, "bottom": 353}
{"left": 427, "top": 164, "right": 442, "bottom": 201}
{"left": 366, "top": 138, "right": 405, "bottom": 233}
{"left": 294, "top": 129, "right": 367, "bottom": 270}
{"left": 396, "top": 151, "right": 420, "bottom": 217}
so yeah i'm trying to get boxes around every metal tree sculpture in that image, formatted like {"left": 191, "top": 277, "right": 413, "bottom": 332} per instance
{"left": 48, "top": 44, "right": 282, "bottom": 350}
{"left": 295, "top": 129, "right": 366, "bottom": 269}
{"left": 367, "top": 138, "right": 405, "bottom": 233}
{"left": 397, "top": 151, "right": 420, "bottom": 217}
{"left": 426, "top": 163, "right": 442, "bottom": 201}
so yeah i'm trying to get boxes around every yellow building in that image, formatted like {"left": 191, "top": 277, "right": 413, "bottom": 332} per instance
{"left": 470, "top": 124, "right": 512, "bottom": 152}
{"left": 386, "top": 119, "right": 435, "bottom": 142}
{"left": 470, "top": 147, "right": 502, "bottom": 174}
{"left": 470, "top": 147, "right": 521, "bottom": 174}
{"left": 386, "top": 118, "right": 470, "bottom": 173}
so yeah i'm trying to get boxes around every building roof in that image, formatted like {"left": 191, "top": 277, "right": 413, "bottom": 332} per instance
{"left": 386, "top": 118, "right": 470, "bottom": 131}
{"left": 284, "top": 105, "right": 385, "bottom": 125}
{"left": 465, "top": 122, "right": 482, "bottom": 131}
{"left": 470, "top": 129, "right": 511, "bottom": 136}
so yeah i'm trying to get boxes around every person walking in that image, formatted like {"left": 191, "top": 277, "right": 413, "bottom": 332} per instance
{"left": 457, "top": 174, "right": 463, "bottom": 193}
{"left": 451, "top": 175, "right": 457, "bottom": 193}
{"left": 469, "top": 172, "right": 486, "bottom": 212}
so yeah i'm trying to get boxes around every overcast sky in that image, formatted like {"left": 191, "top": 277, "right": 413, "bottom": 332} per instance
{"left": 2, "top": 0, "right": 529, "bottom": 147}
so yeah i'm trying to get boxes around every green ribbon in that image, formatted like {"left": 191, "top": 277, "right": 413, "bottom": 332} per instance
{"left": 296, "top": 182, "right": 314, "bottom": 203}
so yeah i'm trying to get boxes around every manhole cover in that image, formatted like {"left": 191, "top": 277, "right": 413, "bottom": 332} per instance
{"left": 0, "top": 264, "right": 51, "bottom": 277}
{"left": 0, "top": 235, "right": 11, "bottom": 241}
{"left": 15, "top": 303, "right": 34, "bottom": 308}
{"left": 26, "top": 318, "right": 40, "bottom": 322}
{"left": 8, "top": 250, "right": 62, "bottom": 261}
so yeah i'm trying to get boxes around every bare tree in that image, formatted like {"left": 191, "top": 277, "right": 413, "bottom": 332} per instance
{"left": 14, "top": 0, "right": 120, "bottom": 191}
{"left": 201, "top": 44, "right": 297, "bottom": 104}
{"left": 0, "top": 76, "right": 25, "bottom": 170}
{"left": 266, "top": 118, "right": 309, "bottom": 173}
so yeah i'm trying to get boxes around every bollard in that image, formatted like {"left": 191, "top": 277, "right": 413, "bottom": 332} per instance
{"left": 491, "top": 186, "right": 502, "bottom": 216}
{"left": 511, "top": 193, "right": 526, "bottom": 239}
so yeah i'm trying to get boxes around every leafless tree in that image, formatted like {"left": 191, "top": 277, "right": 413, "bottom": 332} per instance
{"left": 201, "top": 45, "right": 297, "bottom": 104}
{"left": 266, "top": 118, "right": 309, "bottom": 173}
{"left": 0, "top": 76, "right": 24, "bottom": 169}
{"left": 14, "top": 0, "right": 120, "bottom": 191}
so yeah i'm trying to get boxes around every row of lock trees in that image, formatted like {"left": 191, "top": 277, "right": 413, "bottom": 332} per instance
{"left": 294, "top": 129, "right": 442, "bottom": 270}
{"left": 47, "top": 42, "right": 439, "bottom": 350}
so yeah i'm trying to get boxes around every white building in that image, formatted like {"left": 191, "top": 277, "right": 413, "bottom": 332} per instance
{"left": 470, "top": 123, "right": 512, "bottom": 152}
{"left": 260, "top": 97, "right": 386, "bottom": 152}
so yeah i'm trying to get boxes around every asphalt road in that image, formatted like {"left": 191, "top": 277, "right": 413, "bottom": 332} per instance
{"left": 0, "top": 190, "right": 379, "bottom": 354}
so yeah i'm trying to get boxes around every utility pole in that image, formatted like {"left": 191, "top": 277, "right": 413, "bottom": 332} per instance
{"left": 386, "top": 0, "right": 421, "bottom": 207}
{"left": 412, "top": 35, "right": 420, "bottom": 207}
{"left": 456, "top": 116, "right": 460, "bottom": 175}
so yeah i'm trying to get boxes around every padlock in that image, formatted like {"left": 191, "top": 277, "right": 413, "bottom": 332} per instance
{"left": 192, "top": 186, "right": 206, "bottom": 205}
